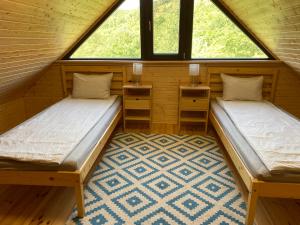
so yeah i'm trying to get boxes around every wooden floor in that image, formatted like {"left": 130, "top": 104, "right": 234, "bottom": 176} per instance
{"left": 0, "top": 131, "right": 300, "bottom": 225}
{"left": 0, "top": 185, "right": 74, "bottom": 225}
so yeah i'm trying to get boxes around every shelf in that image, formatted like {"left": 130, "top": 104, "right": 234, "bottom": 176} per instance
{"left": 181, "top": 88, "right": 210, "bottom": 98}
{"left": 178, "top": 85, "right": 210, "bottom": 135}
{"left": 180, "top": 85, "right": 210, "bottom": 90}
{"left": 125, "top": 116, "right": 151, "bottom": 121}
{"left": 179, "top": 122, "right": 207, "bottom": 135}
{"left": 125, "top": 95, "right": 151, "bottom": 100}
{"left": 124, "top": 88, "right": 151, "bottom": 97}
{"left": 124, "top": 120, "right": 150, "bottom": 133}
{"left": 181, "top": 110, "right": 207, "bottom": 118}
{"left": 123, "top": 85, "right": 152, "bottom": 133}
{"left": 180, "top": 117, "right": 207, "bottom": 122}
{"left": 123, "top": 84, "right": 152, "bottom": 89}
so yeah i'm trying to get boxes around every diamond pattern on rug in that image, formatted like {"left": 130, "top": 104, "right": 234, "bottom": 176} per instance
{"left": 93, "top": 172, "right": 133, "bottom": 195}
{"left": 167, "top": 143, "right": 198, "bottom": 157}
{"left": 93, "top": 161, "right": 114, "bottom": 176}
{"left": 189, "top": 153, "right": 222, "bottom": 170}
{"left": 167, "top": 162, "right": 204, "bottom": 183}
{"left": 203, "top": 210, "right": 244, "bottom": 225}
{"left": 115, "top": 133, "right": 143, "bottom": 146}
{"left": 135, "top": 207, "right": 185, "bottom": 225}
{"left": 68, "top": 132, "right": 246, "bottom": 225}
{"left": 129, "top": 142, "right": 160, "bottom": 156}
{"left": 147, "top": 152, "right": 179, "bottom": 168}
{"left": 167, "top": 190, "right": 213, "bottom": 221}
{"left": 105, "top": 150, "right": 138, "bottom": 166}
{"left": 213, "top": 165, "right": 236, "bottom": 184}
{"left": 185, "top": 136, "right": 215, "bottom": 149}
{"left": 123, "top": 161, "right": 159, "bottom": 180}
{"left": 224, "top": 193, "right": 247, "bottom": 217}
{"left": 112, "top": 188, "right": 157, "bottom": 217}
{"left": 193, "top": 177, "right": 234, "bottom": 201}
{"left": 148, "top": 134, "right": 177, "bottom": 147}
{"left": 142, "top": 174, "right": 184, "bottom": 198}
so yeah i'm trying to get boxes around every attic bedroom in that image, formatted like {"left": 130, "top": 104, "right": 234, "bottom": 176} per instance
{"left": 0, "top": 0, "right": 300, "bottom": 224}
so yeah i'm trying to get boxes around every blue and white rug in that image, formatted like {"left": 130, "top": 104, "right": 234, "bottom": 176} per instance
{"left": 68, "top": 133, "right": 246, "bottom": 225}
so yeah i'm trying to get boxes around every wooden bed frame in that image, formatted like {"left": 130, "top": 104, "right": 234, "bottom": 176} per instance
{"left": 0, "top": 65, "right": 125, "bottom": 218}
{"left": 207, "top": 67, "right": 300, "bottom": 225}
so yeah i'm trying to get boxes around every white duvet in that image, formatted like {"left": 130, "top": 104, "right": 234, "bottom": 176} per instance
{"left": 0, "top": 96, "right": 117, "bottom": 165}
{"left": 217, "top": 98, "right": 300, "bottom": 173}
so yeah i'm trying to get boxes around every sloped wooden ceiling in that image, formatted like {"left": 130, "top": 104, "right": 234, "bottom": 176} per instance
{"left": 221, "top": 0, "right": 300, "bottom": 74}
{"left": 0, "top": 0, "right": 116, "bottom": 102}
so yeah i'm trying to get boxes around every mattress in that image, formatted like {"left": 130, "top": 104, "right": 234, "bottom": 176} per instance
{"left": 211, "top": 100, "right": 300, "bottom": 183}
{"left": 216, "top": 98, "right": 300, "bottom": 173}
{"left": 0, "top": 96, "right": 122, "bottom": 171}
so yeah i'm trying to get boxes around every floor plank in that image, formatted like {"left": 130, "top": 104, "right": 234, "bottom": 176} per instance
{"left": 0, "top": 186, "right": 74, "bottom": 225}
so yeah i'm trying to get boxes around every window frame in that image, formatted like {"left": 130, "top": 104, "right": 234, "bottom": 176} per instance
{"left": 64, "top": 0, "right": 274, "bottom": 60}
{"left": 141, "top": 0, "right": 193, "bottom": 60}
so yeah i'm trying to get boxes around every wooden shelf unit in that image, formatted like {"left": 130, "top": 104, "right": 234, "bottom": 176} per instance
{"left": 178, "top": 85, "right": 210, "bottom": 134}
{"left": 123, "top": 84, "right": 152, "bottom": 132}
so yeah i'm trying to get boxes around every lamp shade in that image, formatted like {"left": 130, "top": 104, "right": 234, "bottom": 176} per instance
{"left": 133, "top": 63, "right": 143, "bottom": 75}
{"left": 189, "top": 64, "right": 200, "bottom": 76}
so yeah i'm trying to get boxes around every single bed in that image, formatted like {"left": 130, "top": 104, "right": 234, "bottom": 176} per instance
{"left": 0, "top": 66, "right": 125, "bottom": 217}
{"left": 208, "top": 67, "right": 300, "bottom": 225}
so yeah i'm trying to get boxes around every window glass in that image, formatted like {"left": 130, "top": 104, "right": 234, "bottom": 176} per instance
{"left": 71, "top": 0, "right": 141, "bottom": 58}
{"left": 153, "top": 0, "right": 180, "bottom": 54}
{"left": 192, "top": 0, "right": 267, "bottom": 58}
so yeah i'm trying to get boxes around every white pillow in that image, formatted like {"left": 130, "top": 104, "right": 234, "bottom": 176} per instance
{"left": 220, "top": 73, "right": 263, "bottom": 101}
{"left": 72, "top": 73, "right": 113, "bottom": 99}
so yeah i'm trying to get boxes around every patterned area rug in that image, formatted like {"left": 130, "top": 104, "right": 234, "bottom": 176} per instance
{"left": 68, "top": 133, "right": 246, "bottom": 225}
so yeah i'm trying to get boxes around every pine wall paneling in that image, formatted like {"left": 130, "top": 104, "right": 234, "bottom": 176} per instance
{"left": 221, "top": 0, "right": 300, "bottom": 75}
{"left": 24, "top": 64, "right": 64, "bottom": 118}
{"left": 0, "top": 98, "right": 25, "bottom": 134}
{"left": 23, "top": 60, "right": 300, "bottom": 134}
{"left": 0, "top": 0, "right": 116, "bottom": 103}
{"left": 274, "top": 65, "right": 300, "bottom": 117}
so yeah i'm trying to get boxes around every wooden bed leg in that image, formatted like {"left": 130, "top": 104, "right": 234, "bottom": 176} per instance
{"left": 75, "top": 182, "right": 85, "bottom": 218}
{"left": 245, "top": 188, "right": 258, "bottom": 225}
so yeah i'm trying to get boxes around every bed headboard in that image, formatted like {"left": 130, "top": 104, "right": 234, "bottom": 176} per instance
{"left": 207, "top": 67, "right": 278, "bottom": 102}
{"left": 61, "top": 66, "right": 125, "bottom": 97}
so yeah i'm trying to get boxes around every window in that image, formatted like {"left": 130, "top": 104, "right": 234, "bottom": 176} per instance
{"left": 153, "top": 0, "right": 180, "bottom": 54}
{"left": 192, "top": 0, "right": 267, "bottom": 58}
{"left": 70, "top": 0, "right": 141, "bottom": 59}
{"left": 66, "top": 0, "right": 272, "bottom": 60}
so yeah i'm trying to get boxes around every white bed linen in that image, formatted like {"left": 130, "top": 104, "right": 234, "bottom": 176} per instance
{"left": 217, "top": 98, "right": 300, "bottom": 173}
{"left": 0, "top": 95, "right": 117, "bottom": 165}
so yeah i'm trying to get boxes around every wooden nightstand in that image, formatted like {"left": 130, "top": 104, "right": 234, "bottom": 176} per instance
{"left": 123, "top": 84, "right": 152, "bottom": 132}
{"left": 178, "top": 85, "right": 210, "bottom": 134}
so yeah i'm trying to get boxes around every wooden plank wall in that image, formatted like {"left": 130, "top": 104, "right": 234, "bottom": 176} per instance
{"left": 24, "top": 64, "right": 65, "bottom": 118}
{"left": 21, "top": 60, "right": 300, "bottom": 134}
{"left": 0, "top": 0, "right": 116, "bottom": 103}
{"left": 0, "top": 98, "right": 25, "bottom": 133}
{"left": 221, "top": 0, "right": 300, "bottom": 75}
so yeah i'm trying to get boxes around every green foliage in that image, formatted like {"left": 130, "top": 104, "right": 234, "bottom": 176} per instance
{"left": 153, "top": 0, "right": 180, "bottom": 53}
{"left": 71, "top": 0, "right": 267, "bottom": 59}
{"left": 192, "top": 0, "right": 266, "bottom": 58}
{"left": 72, "top": 3, "right": 141, "bottom": 58}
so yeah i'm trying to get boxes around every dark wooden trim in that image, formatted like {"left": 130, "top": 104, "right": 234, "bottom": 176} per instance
{"left": 63, "top": 0, "right": 126, "bottom": 59}
{"left": 140, "top": 0, "right": 152, "bottom": 59}
{"left": 145, "top": 0, "right": 189, "bottom": 60}
{"left": 179, "top": 0, "right": 194, "bottom": 60}
{"left": 210, "top": 0, "right": 274, "bottom": 59}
